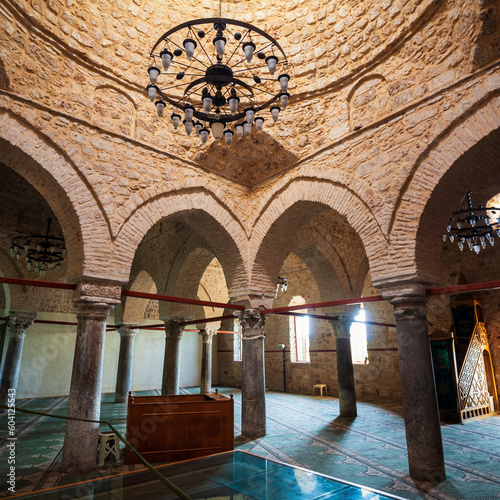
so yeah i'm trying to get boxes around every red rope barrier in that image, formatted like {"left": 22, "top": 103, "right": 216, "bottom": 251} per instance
{"left": 276, "top": 311, "right": 395, "bottom": 327}
{"left": 121, "top": 289, "right": 243, "bottom": 310}
{"left": 0, "top": 276, "right": 242, "bottom": 310}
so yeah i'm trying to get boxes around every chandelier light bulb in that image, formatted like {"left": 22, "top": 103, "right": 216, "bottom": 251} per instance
{"left": 266, "top": 55, "right": 278, "bottom": 75}
{"left": 278, "top": 73, "right": 290, "bottom": 92}
{"left": 148, "top": 66, "right": 160, "bottom": 85}
{"left": 243, "top": 41, "right": 256, "bottom": 63}
{"left": 200, "top": 127, "right": 210, "bottom": 143}
{"left": 243, "top": 122, "right": 252, "bottom": 137}
{"left": 183, "top": 38, "right": 197, "bottom": 60}
{"left": 279, "top": 92, "right": 290, "bottom": 109}
{"left": 211, "top": 121, "right": 224, "bottom": 140}
{"left": 235, "top": 123, "right": 244, "bottom": 138}
{"left": 147, "top": 84, "right": 158, "bottom": 102}
{"left": 270, "top": 105, "right": 281, "bottom": 122}
{"left": 160, "top": 49, "right": 173, "bottom": 71}
{"left": 184, "top": 119, "right": 193, "bottom": 135}
{"left": 37, "top": 244, "right": 41, "bottom": 252}
{"left": 155, "top": 100, "right": 165, "bottom": 117}
{"left": 245, "top": 108, "right": 255, "bottom": 123}
{"left": 194, "top": 121, "right": 203, "bottom": 136}
{"left": 171, "top": 113, "right": 181, "bottom": 129}
{"left": 228, "top": 95, "right": 240, "bottom": 114}
{"left": 449, "top": 234, "right": 455, "bottom": 243}
{"left": 26, "top": 261, "right": 31, "bottom": 271}
{"left": 203, "top": 95, "right": 213, "bottom": 113}
{"left": 255, "top": 117, "right": 264, "bottom": 132}
{"left": 458, "top": 240, "right": 464, "bottom": 251}
{"left": 214, "top": 35, "right": 227, "bottom": 57}
{"left": 184, "top": 105, "right": 194, "bottom": 121}
{"left": 224, "top": 129, "right": 234, "bottom": 146}
{"left": 457, "top": 221, "right": 462, "bottom": 229}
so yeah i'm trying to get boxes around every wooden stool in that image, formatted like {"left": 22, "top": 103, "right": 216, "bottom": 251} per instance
{"left": 313, "top": 384, "right": 327, "bottom": 397}
{"left": 98, "top": 431, "right": 121, "bottom": 466}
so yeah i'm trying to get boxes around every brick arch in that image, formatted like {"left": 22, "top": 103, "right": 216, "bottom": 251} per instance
{"left": 0, "top": 113, "right": 114, "bottom": 281}
{"left": 113, "top": 190, "right": 247, "bottom": 293}
{"left": 115, "top": 270, "right": 157, "bottom": 325}
{"left": 250, "top": 179, "right": 387, "bottom": 296}
{"left": 162, "top": 248, "right": 219, "bottom": 321}
{"left": 291, "top": 228, "right": 353, "bottom": 300}
{"left": 92, "top": 85, "right": 137, "bottom": 138}
{"left": 347, "top": 74, "right": 388, "bottom": 131}
{"left": 387, "top": 95, "right": 500, "bottom": 286}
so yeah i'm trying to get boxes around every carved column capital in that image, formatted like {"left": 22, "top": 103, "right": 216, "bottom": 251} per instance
{"left": 238, "top": 309, "right": 266, "bottom": 340}
{"left": 164, "top": 319, "right": 184, "bottom": 340}
{"left": 117, "top": 324, "right": 139, "bottom": 338}
{"left": 7, "top": 312, "right": 36, "bottom": 339}
{"left": 380, "top": 281, "right": 428, "bottom": 321}
{"left": 72, "top": 278, "right": 122, "bottom": 321}
{"left": 199, "top": 329, "right": 216, "bottom": 343}
{"left": 329, "top": 315, "right": 354, "bottom": 339}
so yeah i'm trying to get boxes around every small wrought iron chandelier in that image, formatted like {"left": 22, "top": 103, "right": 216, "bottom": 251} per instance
{"left": 443, "top": 191, "right": 500, "bottom": 254}
{"left": 146, "top": 1, "right": 291, "bottom": 145}
{"left": 10, "top": 218, "right": 66, "bottom": 276}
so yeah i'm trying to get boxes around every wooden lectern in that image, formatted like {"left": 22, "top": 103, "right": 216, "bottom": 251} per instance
{"left": 125, "top": 391, "right": 234, "bottom": 464}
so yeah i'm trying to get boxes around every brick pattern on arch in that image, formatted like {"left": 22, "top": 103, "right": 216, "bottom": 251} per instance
{"left": 384, "top": 94, "right": 500, "bottom": 286}
{"left": 113, "top": 190, "right": 248, "bottom": 289}
{"left": 249, "top": 179, "right": 388, "bottom": 293}
{"left": 0, "top": 113, "right": 113, "bottom": 280}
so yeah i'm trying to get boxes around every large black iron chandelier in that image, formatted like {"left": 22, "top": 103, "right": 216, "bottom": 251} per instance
{"left": 443, "top": 191, "right": 500, "bottom": 254}
{"left": 146, "top": 6, "right": 291, "bottom": 145}
{"left": 10, "top": 218, "right": 66, "bottom": 276}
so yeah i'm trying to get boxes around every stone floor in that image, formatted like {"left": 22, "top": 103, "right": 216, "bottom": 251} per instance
{"left": 1, "top": 388, "right": 499, "bottom": 499}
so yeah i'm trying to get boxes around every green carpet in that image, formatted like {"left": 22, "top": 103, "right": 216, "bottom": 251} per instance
{"left": 1, "top": 389, "right": 499, "bottom": 499}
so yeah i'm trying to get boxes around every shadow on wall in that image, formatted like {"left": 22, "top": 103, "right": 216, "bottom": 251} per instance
{"left": 0, "top": 58, "right": 10, "bottom": 90}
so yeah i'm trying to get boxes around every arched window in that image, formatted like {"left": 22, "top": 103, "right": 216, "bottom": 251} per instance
{"left": 289, "top": 296, "right": 310, "bottom": 363}
{"left": 233, "top": 318, "right": 242, "bottom": 362}
{"left": 350, "top": 307, "right": 369, "bottom": 364}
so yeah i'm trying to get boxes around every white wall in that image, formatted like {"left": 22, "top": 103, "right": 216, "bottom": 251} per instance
{"left": 11, "top": 313, "right": 224, "bottom": 398}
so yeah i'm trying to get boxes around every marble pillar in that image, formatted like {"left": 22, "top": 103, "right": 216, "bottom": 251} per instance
{"left": 62, "top": 280, "right": 120, "bottom": 473}
{"left": 115, "top": 325, "right": 138, "bottom": 403}
{"left": 199, "top": 329, "right": 216, "bottom": 394}
{"left": 239, "top": 309, "right": 266, "bottom": 439}
{"left": 332, "top": 316, "right": 357, "bottom": 418}
{"left": 162, "top": 320, "right": 183, "bottom": 395}
{"left": 382, "top": 282, "right": 446, "bottom": 483}
{"left": 0, "top": 313, "right": 36, "bottom": 412}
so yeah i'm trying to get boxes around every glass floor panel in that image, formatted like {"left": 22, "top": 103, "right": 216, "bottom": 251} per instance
{"left": 13, "top": 450, "right": 405, "bottom": 500}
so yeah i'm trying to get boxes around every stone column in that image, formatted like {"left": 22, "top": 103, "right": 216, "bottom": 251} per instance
{"left": 0, "top": 313, "right": 36, "bottom": 412}
{"left": 115, "top": 325, "right": 138, "bottom": 403}
{"left": 331, "top": 316, "right": 357, "bottom": 418}
{"left": 239, "top": 309, "right": 266, "bottom": 439}
{"left": 61, "top": 281, "right": 121, "bottom": 473}
{"left": 382, "top": 282, "right": 446, "bottom": 483}
{"left": 162, "top": 320, "right": 183, "bottom": 395}
{"left": 199, "top": 329, "right": 216, "bottom": 394}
